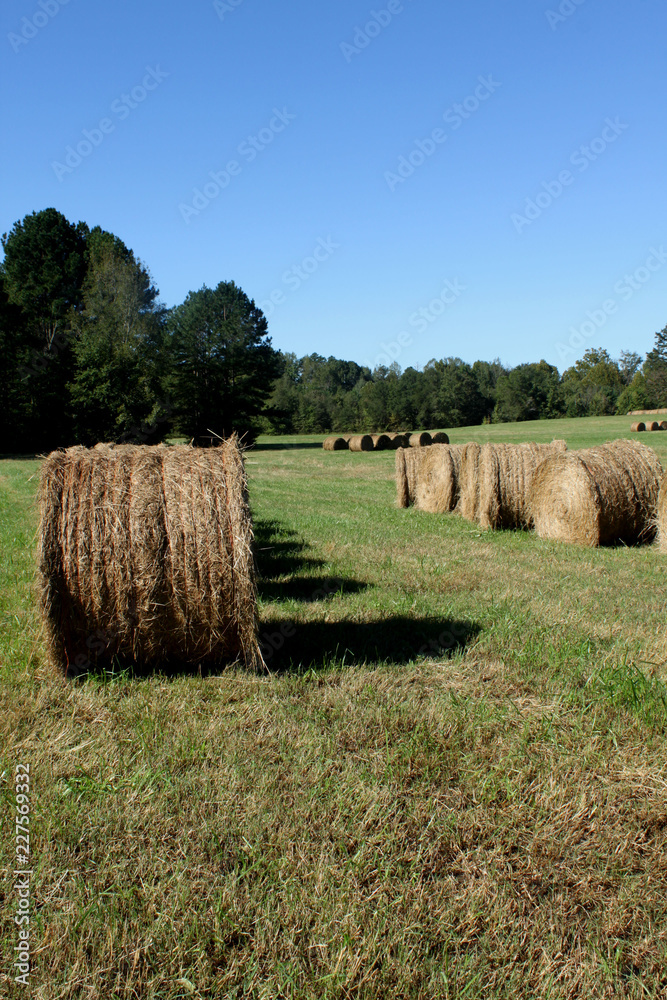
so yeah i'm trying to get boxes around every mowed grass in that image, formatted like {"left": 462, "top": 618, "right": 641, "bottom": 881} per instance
{"left": 1, "top": 415, "right": 667, "bottom": 999}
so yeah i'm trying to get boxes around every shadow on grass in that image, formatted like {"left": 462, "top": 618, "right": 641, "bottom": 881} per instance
{"left": 258, "top": 616, "right": 481, "bottom": 673}
{"left": 251, "top": 441, "right": 324, "bottom": 451}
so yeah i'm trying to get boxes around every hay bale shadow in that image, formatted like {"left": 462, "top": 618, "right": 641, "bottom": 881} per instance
{"left": 259, "top": 616, "right": 481, "bottom": 673}
{"left": 254, "top": 518, "right": 325, "bottom": 579}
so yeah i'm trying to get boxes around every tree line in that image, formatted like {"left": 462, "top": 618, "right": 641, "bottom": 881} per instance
{"left": 1, "top": 208, "right": 665, "bottom": 452}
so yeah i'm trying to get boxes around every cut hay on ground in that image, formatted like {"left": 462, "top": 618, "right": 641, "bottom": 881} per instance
{"left": 455, "top": 443, "right": 483, "bottom": 522}
{"left": 409, "top": 444, "right": 466, "bottom": 513}
{"left": 430, "top": 432, "right": 450, "bottom": 445}
{"left": 348, "top": 434, "right": 374, "bottom": 452}
{"left": 478, "top": 440, "right": 568, "bottom": 531}
{"left": 647, "top": 421, "right": 660, "bottom": 431}
{"left": 631, "top": 422, "right": 646, "bottom": 432}
{"left": 323, "top": 436, "right": 349, "bottom": 451}
{"left": 409, "top": 432, "right": 432, "bottom": 447}
{"left": 38, "top": 438, "right": 262, "bottom": 675}
{"left": 529, "top": 439, "right": 663, "bottom": 546}
{"left": 371, "top": 434, "right": 391, "bottom": 451}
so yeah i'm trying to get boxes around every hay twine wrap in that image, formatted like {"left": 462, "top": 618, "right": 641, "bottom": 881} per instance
{"left": 478, "top": 440, "right": 567, "bottom": 531}
{"left": 630, "top": 422, "right": 646, "bottom": 432}
{"left": 348, "top": 434, "right": 374, "bottom": 452}
{"left": 323, "top": 436, "right": 349, "bottom": 451}
{"left": 529, "top": 439, "right": 663, "bottom": 547}
{"left": 38, "top": 438, "right": 262, "bottom": 675}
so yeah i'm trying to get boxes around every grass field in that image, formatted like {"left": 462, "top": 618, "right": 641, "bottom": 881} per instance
{"left": 2, "top": 415, "right": 667, "bottom": 998}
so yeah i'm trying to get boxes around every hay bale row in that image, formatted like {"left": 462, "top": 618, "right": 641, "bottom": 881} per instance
{"left": 632, "top": 420, "right": 667, "bottom": 431}
{"left": 529, "top": 439, "right": 663, "bottom": 546}
{"left": 38, "top": 439, "right": 262, "bottom": 675}
{"left": 325, "top": 431, "right": 448, "bottom": 451}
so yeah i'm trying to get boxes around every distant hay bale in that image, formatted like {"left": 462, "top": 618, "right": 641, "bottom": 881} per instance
{"left": 323, "top": 436, "right": 349, "bottom": 451}
{"left": 409, "top": 444, "right": 465, "bottom": 513}
{"left": 348, "top": 434, "right": 374, "bottom": 452}
{"left": 371, "top": 434, "right": 392, "bottom": 451}
{"left": 631, "top": 422, "right": 646, "bottom": 432}
{"left": 529, "top": 439, "right": 663, "bottom": 547}
{"left": 430, "top": 432, "right": 450, "bottom": 445}
{"left": 478, "top": 440, "right": 568, "bottom": 531}
{"left": 38, "top": 439, "right": 262, "bottom": 675}
{"left": 409, "top": 432, "right": 432, "bottom": 448}
{"left": 646, "top": 421, "right": 659, "bottom": 432}
{"left": 660, "top": 422, "right": 667, "bottom": 431}
{"left": 455, "top": 443, "right": 483, "bottom": 522}
{"left": 390, "top": 433, "right": 410, "bottom": 449}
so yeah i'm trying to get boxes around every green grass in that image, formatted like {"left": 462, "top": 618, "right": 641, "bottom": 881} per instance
{"left": 1, "top": 415, "right": 667, "bottom": 998}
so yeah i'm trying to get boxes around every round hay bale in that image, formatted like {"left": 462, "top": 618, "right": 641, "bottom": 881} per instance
{"left": 478, "top": 440, "right": 567, "bottom": 531}
{"left": 323, "top": 436, "right": 349, "bottom": 451}
{"left": 371, "top": 434, "right": 392, "bottom": 451}
{"left": 430, "top": 432, "right": 450, "bottom": 445}
{"left": 395, "top": 448, "right": 410, "bottom": 507}
{"left": 528, "top": 439, "right": 663, "bottom": 546}
{"left": 38, "top": 439, "right": 262, "bottom": 675}
{"left": 646, "top": 421, "right": 659, "bottom": 431}
{"left": 455, "top": 443, "right": 482, "bottom": 522}
{"left": 631, "top": 422, "right": 646, "bottom": 432}
{"left": 409, "top": 432, "right": 432, "bottom": 448}
{"left": 348, "top": 435, "right": 374, "bottom": 452}
{"left": 413, "top": 444, "right": 465, "bottom": 513}
{"left": 390, "top": 433, "right": 410, "bottom": 449}
{"left": 660, "top": 422, "right": 667, "bottom": 431}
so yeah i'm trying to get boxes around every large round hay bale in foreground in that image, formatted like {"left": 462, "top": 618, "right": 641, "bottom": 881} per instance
{"left": 412, "top": 444, "right": 465, "bottom": 513}
{"left": 631, "top": 422, "right": 646, "bottom": 432}
{"left": 431, "top": 432, "right": 450, "bottom": 445}
{"left": 529, "top": 439, "right": 663, "bottom": 546}
{"left": 478, "top": 440, "right": 567, "bottom": 531}
{"left": 455, "top": 443, "right": 483, "bottom": 522}
{"left": 323, "top": 436, "right": 349, "bottom": 451}
{"left": 371, "top": 434, "right": 392, "bottom": 451}
{"left": 409, "top": 432, "right": 432, "bottom": 448}
{"left": 38, "top": 439, "right": 262, "bottom": 675}
{"left": 348, "top": 434, "right": 374, "bottom": 452}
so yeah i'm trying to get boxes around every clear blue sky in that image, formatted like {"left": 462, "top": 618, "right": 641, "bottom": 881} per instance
{"left": 1, "top": 0, "right": 665, "bottom": 372}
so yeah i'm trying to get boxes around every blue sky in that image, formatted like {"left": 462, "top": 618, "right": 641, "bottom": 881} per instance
{"left": 1, "top": 0, "right": 665, "bottom": 372}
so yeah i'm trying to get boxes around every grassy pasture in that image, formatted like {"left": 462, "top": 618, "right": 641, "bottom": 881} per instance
{"left": 1, "top": 415, "right": 667, "bottom": 998}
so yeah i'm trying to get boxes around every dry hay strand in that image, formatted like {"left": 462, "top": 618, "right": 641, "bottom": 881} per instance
{"left": 371, "top": 433, "right": 392, "bottom": 451}
{"left": 455, "top": 443, "right": 483, "bottom": 522}
{"left": 631, "top": 422, "right": 646, "bottom": 432}
{"left": 430, "top": 431, "right": 450, "bottom": 445}
{"left": 348, "top": 434, "right": 374, "bottom": 452}
{"left": 478, "top": 440, "right": 568, "bottom": 531}
{"left": 657, "top": 473, "right": 667, "bottom": 552}
{"left": 529, "top": 439, "right": 663, "bottom": 547}
{"left": 38, "top": 438, "right": 262, "bottom": 675}
{"left": 409, "top": 432, "right": 432, "bottom": 448}
{"left": 412, "top": 444, "right": 466, "bottom": 513}
{"left": 323, "top": 436, "right": 349, "bottom": 451}
{"left": 646, "top": 421, "right": 660, "bottom": 431}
